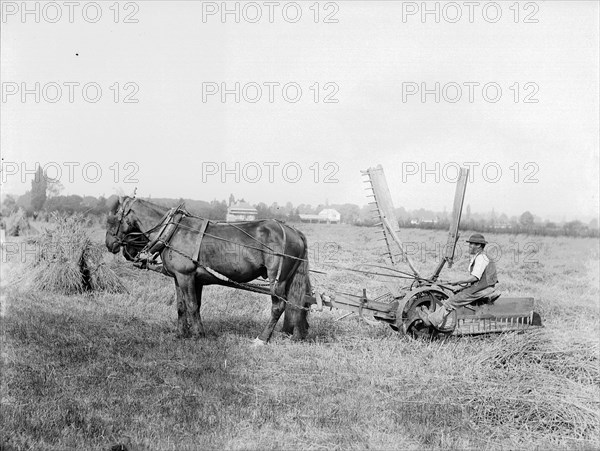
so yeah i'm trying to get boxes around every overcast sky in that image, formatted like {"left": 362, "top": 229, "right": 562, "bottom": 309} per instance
{"left": 1, "top": 1, "right": 598, "bottom": 222}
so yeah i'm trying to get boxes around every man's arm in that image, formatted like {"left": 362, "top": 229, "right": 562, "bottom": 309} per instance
{"left": 450, "top": 253, "right": 488, "bottom": 285}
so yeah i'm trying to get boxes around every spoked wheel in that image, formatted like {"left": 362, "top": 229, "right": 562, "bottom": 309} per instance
{"left": 397, "top": 289, "right": 455, "bottom": 339}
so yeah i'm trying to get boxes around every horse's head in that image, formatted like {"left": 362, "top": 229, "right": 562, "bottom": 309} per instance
{"left": 105, "top": 196, "right": 149, "bottom": 261}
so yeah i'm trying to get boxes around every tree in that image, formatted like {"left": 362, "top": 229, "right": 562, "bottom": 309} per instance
{"left": 519, "top": 211, "right": 535, "bottom": 227}
{"left": 269, "top": 202, "right": 288, "bottom": 220}
{"left": 336, "top": 203, "right": 360, "bottom": 224}
{"left": 17, "top": 191, "right": 32, "bottom": 214}
{"left": 46, "top": 177, "right": 64, "bottom": 198}
{"left": 208, "top": 199, "right": 227, "bottom": 220}
{"left": 45, "top": 195, "right": 84, "bottom": 214}
{"left": 289, "top": 208, "right": 301, "bottom": 222}
{"left": 30, "top": 166, "right": 47, "bottom": 212}
{"left": 564, "top": 220, "right": 586, "bottom": 236}
{"left": 297, "top": 204, "right": 314, "bottom": 214}
{"left": 255, "top": 202, "right": 271, "bottom": 219}
{"left": 94, "top": 196, "right": 108, "bottom": 215}
{"left": 1, "top": 195, "right": 17, "bottom": 216}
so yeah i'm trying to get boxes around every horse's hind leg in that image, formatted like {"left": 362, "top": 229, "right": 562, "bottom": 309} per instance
{"left": 193, "top": 281, "right": 206, "bottom": 337}
{"left": 256, "top": 283, "right": 286, "bottom": 344}
{"left": 176, "top": 273, "right": 205, "bottom": 338}
{"left": 282, "top": 258, "right": 310, "bottom": 340}
{"left": 282, "top": 302, "right": 309, "bottom": 341}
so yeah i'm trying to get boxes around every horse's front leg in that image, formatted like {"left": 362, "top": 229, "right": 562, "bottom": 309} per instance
{"left": 174, "top": 277, "right": 189, "bottom": 338}
{"left": 175, "top": 273, "right": 205, "bottom": 338}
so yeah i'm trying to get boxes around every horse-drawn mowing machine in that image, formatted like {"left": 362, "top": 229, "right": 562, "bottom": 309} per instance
{"left": 106, "top": 165, "right": 542, "bottom": 341}
{"left": 302, "top": 165, "right": 543, "bottom": 339}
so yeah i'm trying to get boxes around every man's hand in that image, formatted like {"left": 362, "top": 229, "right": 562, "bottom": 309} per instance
{"left": 436, "top": 279, "right": 452, "bottom": 285}
{"left": 451, "top": 275, "right": 479, "bottom": 286}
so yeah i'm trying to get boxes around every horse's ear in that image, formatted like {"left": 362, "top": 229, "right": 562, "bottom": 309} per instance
{"left": 131, "top": 187, "right": 137, "bottom": 199}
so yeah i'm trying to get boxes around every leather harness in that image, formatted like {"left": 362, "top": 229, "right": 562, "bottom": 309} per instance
{"left": 132, "top": 207, "right": 286, "bottom": 289}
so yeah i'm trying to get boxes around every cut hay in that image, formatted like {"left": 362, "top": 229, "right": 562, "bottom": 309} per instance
{"left": 25, "top": 213, "right": 126, "bottom": 294}
{"left": 461, "top": 330, "right": 600, "bottom": 443}
{"left": 6, "top": 208, "right": 38, "bottom": 237}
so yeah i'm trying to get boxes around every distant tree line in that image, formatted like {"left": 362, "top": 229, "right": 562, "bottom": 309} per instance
{"left": 396, "top": 210, "right": 599, "bottom": 238}
{"left": 0, "top": 171, "right": 597, "bottom": 238}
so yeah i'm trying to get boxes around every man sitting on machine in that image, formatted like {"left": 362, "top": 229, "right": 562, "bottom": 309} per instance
{"left": 418, "top": 233, "right": 499, "bottom": 330}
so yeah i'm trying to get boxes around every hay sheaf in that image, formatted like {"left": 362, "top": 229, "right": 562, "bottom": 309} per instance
{"left": 6, "top": 208, "right": 38, "bottom": 237}
{"left": 26, "top": 213, "right": 125, "bottom": 294}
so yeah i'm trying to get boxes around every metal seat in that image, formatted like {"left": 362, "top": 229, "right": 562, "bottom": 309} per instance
{"left": 472, "top": 290, "right": 501, "bottom": 306}
{"left": 488, "top": 291, "right": 501, "bottom": 303}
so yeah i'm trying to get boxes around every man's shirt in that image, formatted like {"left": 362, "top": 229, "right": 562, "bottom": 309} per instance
{"left": 469, "top": 252, "right": 490, "bottom": 281}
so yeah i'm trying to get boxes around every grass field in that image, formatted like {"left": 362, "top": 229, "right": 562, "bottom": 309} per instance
{"left": 1, "top": 223, "right": 599, "bottom": 450}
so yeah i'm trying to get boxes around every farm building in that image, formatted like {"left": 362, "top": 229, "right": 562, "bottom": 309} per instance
{"left": 226, "top": 201, "right": 258, "bottom": 222}
{"left": 299, "top": 208, "right": 341, "bottom": 224}
{"left": 410, "top": 217, "right": 439, "bottom": 226}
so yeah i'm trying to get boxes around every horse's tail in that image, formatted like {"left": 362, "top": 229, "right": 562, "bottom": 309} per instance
{"left": 282, "top": 229, "right": 311, "bottom": 338}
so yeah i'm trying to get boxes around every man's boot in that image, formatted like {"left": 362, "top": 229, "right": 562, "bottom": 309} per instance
{"left": 416, "top": 306, "right": 433, "bottom": 326}
{"left": 417, "top": 305, "right": 455, "bottom": 331}
{"left": 436, "top": 306, "right": 456, "bottom": 331}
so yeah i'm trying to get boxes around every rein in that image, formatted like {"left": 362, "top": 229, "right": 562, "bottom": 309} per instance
{"left": 112, "top": 198, "right": 431, "bottom": 284}
{"left": 112, "top": 198, "right": 307, "bottom": 268}
{"left": 110, "top": 198, "right": 315, "bottom": 310}
{"left": 125, "top": 199, "right": 308, "bottom": 263}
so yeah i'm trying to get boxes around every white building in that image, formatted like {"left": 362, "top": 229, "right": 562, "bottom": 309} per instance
{"left": 226, "top": 201, "right": 258, "bottom": 222}
{"left": 299, "top": 208, "right": 341, "bottom": 224}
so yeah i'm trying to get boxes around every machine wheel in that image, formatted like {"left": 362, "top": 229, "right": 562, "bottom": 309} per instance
{"left": 397, "top": 289, "right": 455, "bottom": 339}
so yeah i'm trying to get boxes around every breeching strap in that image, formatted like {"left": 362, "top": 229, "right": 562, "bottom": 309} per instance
{"left": 274, "top": 220, "right": 287, "bottom": 284}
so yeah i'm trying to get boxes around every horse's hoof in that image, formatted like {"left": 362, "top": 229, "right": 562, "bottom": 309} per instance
{"left": 251, "top": 337, "right": 266, "bottom": 347}
{"left": 176, "top": 329, "right": 194, "bottom": 339}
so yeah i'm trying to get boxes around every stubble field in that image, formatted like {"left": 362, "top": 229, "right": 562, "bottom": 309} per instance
{"left": 1, "top": 223, "right": 599, "bottom": 450}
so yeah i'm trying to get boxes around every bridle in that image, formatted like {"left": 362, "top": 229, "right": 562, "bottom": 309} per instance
{"left": 109, "top": 197, "right": 151, "bottom": 251}
{"left": 112, "top": 197, "right": 136, "bottom": 237}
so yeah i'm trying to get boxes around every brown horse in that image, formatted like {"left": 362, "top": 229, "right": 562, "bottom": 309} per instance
{"left": 105, "top": 196, "right": 311, "bottom": 343}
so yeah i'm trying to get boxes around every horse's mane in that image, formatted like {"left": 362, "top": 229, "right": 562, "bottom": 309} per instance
{"left": 107, "top": 197, "right": 120, "bottom": 215}
{"left": 135, "top": 198, "right": 171, "bottom": 216}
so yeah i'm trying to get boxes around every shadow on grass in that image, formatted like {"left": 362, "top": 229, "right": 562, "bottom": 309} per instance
{"left": 200, "top": 315, "right": 270, "bottom": 339}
